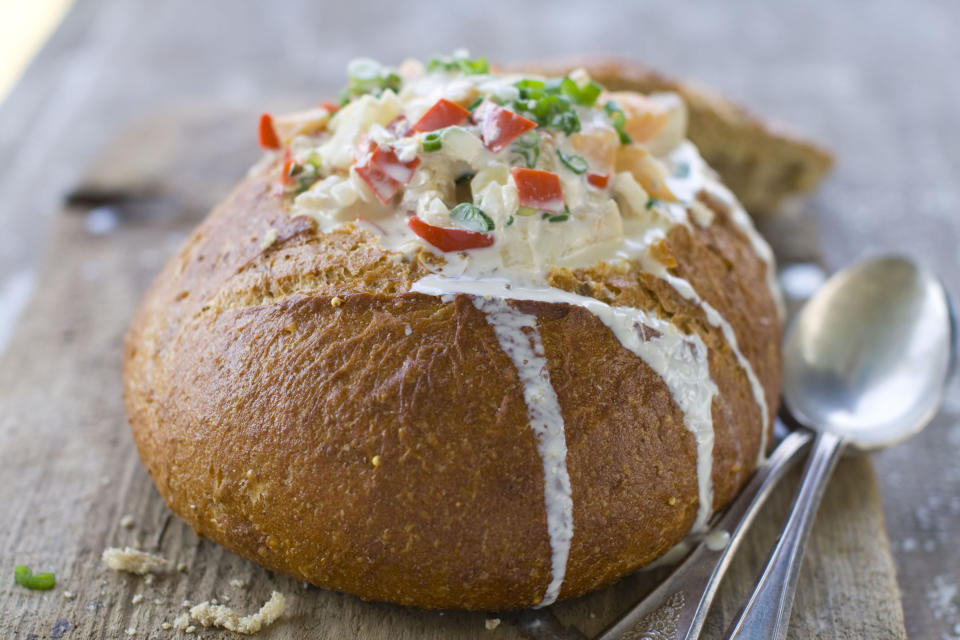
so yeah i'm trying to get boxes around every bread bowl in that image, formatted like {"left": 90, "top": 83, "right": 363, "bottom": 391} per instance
{"left": 124, "top": 52, "right": 786, "bottom": 610}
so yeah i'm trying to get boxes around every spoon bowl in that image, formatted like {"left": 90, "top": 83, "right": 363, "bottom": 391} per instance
{"left": 782, "top": 255, "right": 956, "bottom": 449}
{"left": 726, "top": 254, "right": 956, "bottom": 640}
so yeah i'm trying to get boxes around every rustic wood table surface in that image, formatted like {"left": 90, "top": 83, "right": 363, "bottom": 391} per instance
{"left": 1, "top": 1, "right": 958, "bottom": 639}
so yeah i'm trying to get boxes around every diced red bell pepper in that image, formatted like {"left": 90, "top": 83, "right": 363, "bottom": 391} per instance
{"left": 408, "top": 215, "right": 494, "bottom": 252}
{"left": 258, "top": 113, "right": 281, "bottom": 150}
{"left": 355, "top": 143, "right": 421, "bottom": 205}
{"left": 320, "top": 101, "right": 340, "bottom": 113}
{"left": 412, "top": 98, "right": 471, "bottom": 133}
{"left": 371, "top": 144, "right": 420, "bottom": 183}
{"left": 511, "top": 167, "right": 565, "bottom": 213}
{"left": 586, "top": 171, "right": 610, "bottom": 189}
{"left": 473, "top": 101, "right": 537, "bottom": 152}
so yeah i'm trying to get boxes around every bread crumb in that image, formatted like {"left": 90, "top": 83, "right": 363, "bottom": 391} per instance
{"left": 102, "top": 547, "right": 167, "bottom": 575}
{"left": 63, "top": 590, "right": 75, "bottom": 600}
{"left": 131, "top": 593, "right": 144, "bottom": 605}
{"left": 173, "top": 613, "right": 190, "bottom": 630}
{"left": 187, "top": 590, "right": 286, "bottom": 634}
{"left": 177, "top": 561, "right": 189, "bottom": 573}
{"left": 125, "top": 627, "right": 136, "bottom": 636}
{"left": 371, "top": 455, "right": 381, "bottom": 467}
{"left": 331, "top": 296, "right": 343, "bottom": 307}
{"left": 120, "top": 514, "right": 136, "bottom": 529}
{"left": 668, "top": 496, "right": 677, "bottom": 506}
{"left": 144, "top": 574, "right": 155, "bottom": 585}
{"left": 485, "top": 618, "right": 501, "bottom": 630}
{"left": 185, "top": 625, "right": 196, "bottom": 634}
{"left": 182, "top": 599, "right": 192, "bottom": 608}
{"left": 650, "top": 239, "right": 678, "bottom": 269}
{"left": 689, "top": 199, "right": 715, "bottom": 227}
{"left": 260, "top": 228, "right": 278, "bottom": 250}
{"left": 160, "top": 622, "right": 172, "bottom": 630}
{"left": 229, "top": 578, "right": 249, "bottom": 589}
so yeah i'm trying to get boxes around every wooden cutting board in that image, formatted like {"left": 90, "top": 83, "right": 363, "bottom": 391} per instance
{"left": 0, "top": 107, "right": 907, "bottom": 639}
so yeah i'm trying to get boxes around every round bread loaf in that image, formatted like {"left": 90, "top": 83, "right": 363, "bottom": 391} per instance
{"left": 123, "top": 54, "right": 781, "bottom": 610}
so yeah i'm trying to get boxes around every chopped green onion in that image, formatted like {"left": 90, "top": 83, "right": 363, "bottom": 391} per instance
{"left": 422, "top": 132, "right": 443, "bottom": 152}
{"left": 304, "top": 152, "right": 322, "bottom": 169}
{"left": 604, "top": 100, "right": 633, "bottom": 144}
{"left": 427, "top": 53, "right": 489, "bottom": 75}
{"left": 555, "top": 109, "right": 581, "bottom": 135}
{"left": 546, "top": 213, "right": 570, "bottom": 223}
{"left": 516, "top": 206, "right": 537, "bottom": 217}
{"left": 646, "top": 197, "right": 660, "bottom": 210}
{"left": 466, "top": 97, "right": 484, "bottom": 112}
{"left": 511, "top": 78, "right": 582, "bottom": 135}
{"left": 560, "top": 77, "right": 602, "bottom": 107}
{"left": 505, "top": 216, "right": 515, "bottom": 227}
{"left": 340, "top": 58, "right": 403, "bottom": 105}
{"left": 286, "top": 161, "right": 319, "bottom": 195}
{"left": 557, "top": 149, "right": 588, "bottom": 174}
{"left": 455, "top": 172, "right": 476, "bottom": 184}
{"left": 14, "top": 565, "right": 55, "bottom": 591}
{"left": 510, "top": 132, "right": 541, "bottom": 169}
{"left": 528, "top": 95, "right": 581, "bottom": 134}
{"left": 384, "top": 72, "right": 402, "bottom": 91}
{"left": 449, "top": 203, "right": 495, "bottom": 232}
{"left": 515, "top": 78, "right": 546, "bottom": 99}
{"left": 544, "top": 78, "right": 564, "bottom": 94}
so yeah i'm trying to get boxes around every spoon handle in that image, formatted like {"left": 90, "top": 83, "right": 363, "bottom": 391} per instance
{"left": 595, "top": 430, "right": 812, "bottom": 640}
{"left": 724, "top": 430, "right": 844, "bottom": 640}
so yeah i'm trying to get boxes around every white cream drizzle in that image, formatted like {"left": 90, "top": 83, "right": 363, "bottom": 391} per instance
{"left": 666, "top": 142, "right": 785, "bottom": 321}
{"left": 413, "top": 276, "right": 719, "bottom": 536}
{"left": 704, "top": 529, "right": 731, "bottom": 551}
{"left": 470, "top": 297, "right": 573, "bottom": 607}
{"left": 640, "top": 260, "right": 771, "bottom": 465}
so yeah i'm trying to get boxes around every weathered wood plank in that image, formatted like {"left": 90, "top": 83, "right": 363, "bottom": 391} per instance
{"left": 5, "top": 0, "right": 960, "bottom": 636}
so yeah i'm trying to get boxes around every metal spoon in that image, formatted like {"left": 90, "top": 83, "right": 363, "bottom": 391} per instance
{"left": 725, "top": 255, "right": 957, "bottom": 640}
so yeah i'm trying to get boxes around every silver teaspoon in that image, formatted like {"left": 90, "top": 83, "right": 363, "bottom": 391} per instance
{"left": 725, "top": 255, "right": 957, "bottom": 640}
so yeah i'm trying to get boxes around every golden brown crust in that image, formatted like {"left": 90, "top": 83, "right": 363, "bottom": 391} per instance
{"left": 511, "top": 56, "right": 833, "bottom": 215}
{"left": 124, "top": 151, "right": 780, "bottom": 609}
